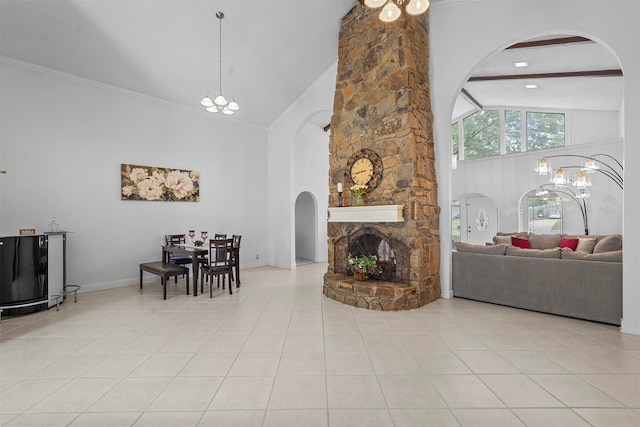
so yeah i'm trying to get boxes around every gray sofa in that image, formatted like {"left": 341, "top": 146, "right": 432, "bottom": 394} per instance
{"left": 452, "top": 233, "right": 623, "bottom": 325}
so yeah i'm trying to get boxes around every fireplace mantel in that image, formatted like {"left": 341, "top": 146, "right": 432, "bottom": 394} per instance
{"left": 328, "top": 205, "right": 404, "bottom": 223}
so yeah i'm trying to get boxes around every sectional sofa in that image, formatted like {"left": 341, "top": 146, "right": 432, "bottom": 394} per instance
{"left": 452, "top": 233, "right": 623, "bottom": 325}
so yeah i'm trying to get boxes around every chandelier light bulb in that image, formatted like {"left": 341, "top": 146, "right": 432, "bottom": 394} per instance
{"left": 364, "top": 0, "right": 387, "bottom": 8}
{"left": 205, "top": 105, "right": 219, "bottom": 113}
{"left": 584, "top": 157, "right": 599, "bottom": 173}
{"left": 380, "top": 1, "right": 402, "bottom": 22}
{"left": 228, "top": 100, "right": 240, "bottom": 111}
{"left": 213, "top": 94, "right": 228, "bottom": 106}
{"left": 405, "top": 0, "right": 430, "bottom": 15}
{"left": 222, "top": 106, "right": 233, "bottom": 115}
{"left": 535, "top": 158, "right": 550, "bottom": 175}
{"left": 201, "top": 96, "right": 213, "bottom": 107}
{"left": 551, "top": 168, "right": 566, "bottom": 186}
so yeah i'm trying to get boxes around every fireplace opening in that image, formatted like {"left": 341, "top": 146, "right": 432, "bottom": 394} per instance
{"left": 349, "top": 234, "right": 396, "bottom": 281}
{"left": 335, "top": 227, "right": 409, "bottom": 283}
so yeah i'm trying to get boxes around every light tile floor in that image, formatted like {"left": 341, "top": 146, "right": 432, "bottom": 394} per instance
{"left": 1, "top": 263, "right": 639, "bottom": 426}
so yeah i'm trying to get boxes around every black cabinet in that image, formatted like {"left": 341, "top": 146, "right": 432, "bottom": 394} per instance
{"left": 0, "top": 235, "right": 50, "bottom": 315}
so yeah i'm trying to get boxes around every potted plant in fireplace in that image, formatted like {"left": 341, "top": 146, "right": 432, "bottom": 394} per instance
{"left": 346, "top": 253, "right": 382, "bottom": 281}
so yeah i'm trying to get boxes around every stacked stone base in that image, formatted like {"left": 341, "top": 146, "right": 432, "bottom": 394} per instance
{"left": 323, "top": 273, "right": 419, "bottom": 311}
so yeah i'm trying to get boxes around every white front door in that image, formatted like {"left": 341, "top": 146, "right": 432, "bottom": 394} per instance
{"left": 466, "top": 196, "right": 498, "bottom": 245}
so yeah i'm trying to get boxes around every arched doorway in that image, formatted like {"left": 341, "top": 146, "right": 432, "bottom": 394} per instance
{"left": 294, "top": 191, "right": 317, "bottom": 265}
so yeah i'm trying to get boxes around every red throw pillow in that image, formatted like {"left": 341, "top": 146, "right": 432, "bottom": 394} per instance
{"left": 560, "top": 238, "right": 579, "bottom": 251}
{"left": 511, "top": 236, "right": 531, "bottom": 249}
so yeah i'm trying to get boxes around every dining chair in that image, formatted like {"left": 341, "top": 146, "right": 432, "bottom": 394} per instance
{"left": 214, "top": 233, "right": 227, "bottom": 239}
{"left": 164, "top": 234, "right": 191, "bottom": 283}
{"left": 231, "top": 234, "right": 241, "bottom": 287}
{"left": 201, "top": 238, "right": 234, "bottom": 296}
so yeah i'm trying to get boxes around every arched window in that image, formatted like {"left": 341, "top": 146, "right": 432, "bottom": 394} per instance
{"left": 518, "top": 188, "right": 563, "bottom": 234}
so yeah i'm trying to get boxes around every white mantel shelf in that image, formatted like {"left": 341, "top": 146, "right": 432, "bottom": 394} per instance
{"left": 328, "top": 205, "right": 405, "bottom": 223}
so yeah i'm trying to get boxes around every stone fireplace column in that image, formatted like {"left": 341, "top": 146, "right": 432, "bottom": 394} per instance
{"left": 324, "top": 3, "right": 440, "bottom": 309}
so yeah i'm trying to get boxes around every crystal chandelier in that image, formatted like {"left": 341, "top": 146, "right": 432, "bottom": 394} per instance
{"left": 363, "top": 0, "right": 430, "bottom": 23}
{"left": 200, "top": 11, "right": 239, "bottom": 115}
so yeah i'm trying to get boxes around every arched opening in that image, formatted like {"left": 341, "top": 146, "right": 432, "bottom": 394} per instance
{"left": 294, "top": 191, "right": 317, "bottom": 265}
{"left": 451, "top": 33, "right": 623, "bottom": 239}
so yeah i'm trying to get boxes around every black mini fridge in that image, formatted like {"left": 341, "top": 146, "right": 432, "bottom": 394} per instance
{"left": 0, "top": 235, "right": 49, "bottom": 315}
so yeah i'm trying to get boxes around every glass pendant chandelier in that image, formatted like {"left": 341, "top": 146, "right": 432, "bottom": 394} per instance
{"left": 200, "top": 11, "right": 239, "bottom": 115}
{"left": 364, "top": 0, "right": 430, "bottom": 23}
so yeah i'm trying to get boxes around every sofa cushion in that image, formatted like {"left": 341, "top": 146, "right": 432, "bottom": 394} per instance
{"left": 562, "top": 249, "right": 622, "bottom": 262}
{"left": 576, "top": 237, "right": 597, "bottom": 253}
{"left": 559, "top": 238, "right": 579, "bottom": 251}
{"left": 456, "top": 242, "right": 507, "bottom": 255}
{"left": 529, "top": 233, "right": 562, "bottom": 250}
{"left": 593, "top": 234, "right": 623, "bottom": 253}
{"left": 511, "top": 236, "right": 531, "bottom": 249}
{"left": 494, "top": 232, "right": 528, "bottom": 245}
{"left": 494, "top": 235, "right": 512, "bottom": 245}
{"left": 506, "top": 246, "right": 561, "bottom": 258}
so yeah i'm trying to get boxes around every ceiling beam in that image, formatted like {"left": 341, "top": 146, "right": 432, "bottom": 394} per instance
{"left": 506, "top": 36, "right": 592, "bottom": 49}
{"left": 461, "top": 88, "right": 483, "bottom": 110}
{"left": 468, "top": 69, "right": 623, "bottom": 82}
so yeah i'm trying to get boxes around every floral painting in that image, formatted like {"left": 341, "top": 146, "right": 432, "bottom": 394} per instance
{"left": 121, "top": 164, "right": 200, "bottom": 202}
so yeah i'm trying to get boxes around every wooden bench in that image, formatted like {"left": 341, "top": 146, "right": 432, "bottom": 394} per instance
{"left": 140, "top": 261, "right": 189, "bottom": 300}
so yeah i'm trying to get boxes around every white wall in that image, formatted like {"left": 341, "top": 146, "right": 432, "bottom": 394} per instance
{"left": 453, "top": 140, "right": 623, "bottom": 235}
{"left": 430, "top": 0, "right": 640, "bottom": 334}
{"left": 293, "top": 117, "right": 330, "bottom": 263}
{"left": 0, "top": 60, "right": 269, "bottom": 292}
{"left": 267, "top": 65, "right": 336, "bottom": 269}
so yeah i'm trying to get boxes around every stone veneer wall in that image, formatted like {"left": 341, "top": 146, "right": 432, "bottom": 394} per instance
{"left": 325, "top": 3, "right": 440, "bottom": 308}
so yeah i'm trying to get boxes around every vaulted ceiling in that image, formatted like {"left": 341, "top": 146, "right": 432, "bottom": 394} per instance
{"left": 0, "top": 0, "right": 358, "bottom": 129}
{"left": 1, "top": 1, "right": 623, "bottom": 129}
{"left": 453, "top": 35, "right": 623, "bottom": 120}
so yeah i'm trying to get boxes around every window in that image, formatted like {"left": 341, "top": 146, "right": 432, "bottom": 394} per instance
{"left": 505, "top": 110, "right": 521, "bottom": 153}
{"left": 526, "top": 111, "right": 565, "bottom": 151}
{"left": 454, "top": 109, "right": 567, "bottom": 162}
{"left": 518, "top": 190, "right": 563, "bottom": 234}
{"left": 462, "top": 110, "right": 499, "bottom": 159}
{"left": 451, "top": 200, "right": 461, "bottom": 243}
{"left": 451, "top": 122, "right": 459, "bottom": 158}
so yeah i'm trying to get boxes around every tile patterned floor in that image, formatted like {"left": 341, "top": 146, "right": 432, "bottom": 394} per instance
{"left": 1, "top": 263, "right": 639, "bottom": 426}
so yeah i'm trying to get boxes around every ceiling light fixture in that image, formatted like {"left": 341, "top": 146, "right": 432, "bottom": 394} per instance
{"left": 364, "top": 0, "right": 430, "bottom": 23}
{"left": 514, "top": 61, "right": 528, "bottom": 67}
{"left": 200, "top": 11, "right": 239, "bottom": 115}
{"left": 525, "top": 84, "right": 538, "bottom": 89}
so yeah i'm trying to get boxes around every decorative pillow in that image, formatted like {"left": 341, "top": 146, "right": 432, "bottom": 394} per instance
{"left": 494, "top": 232, "right": 527, "bottom": 245}
{"left": 494, "top": 235, "right": 512, "bottom": 245}
{"left": 506, "top": 246, "right": 561, "bottom": 258}
{"left": 559, "top": 238, "right": 579, "bottom": 251}
{"left": 576, "top": 237, "right": 597, "bottom": 253}
{"left": 593, "top": 234, "right": 623, "bottom": 253}
{"left": 562, "top": 249, "right": 622, "bottom": 262}
{"left": 528, "top": 233, "right": 562, "bottom": 250}
{"left": 511, "top": 236, "right": 531, "bottom": 249}
{"left": 456, "top": 242, "right": 507, "bottom": 255}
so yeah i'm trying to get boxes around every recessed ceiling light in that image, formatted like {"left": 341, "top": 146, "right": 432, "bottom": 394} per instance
{"left": 514, "top": 61, "right": 528, "bottom": 67}
{"left": 525, "top": 84, "right": 538, "bottom": 89}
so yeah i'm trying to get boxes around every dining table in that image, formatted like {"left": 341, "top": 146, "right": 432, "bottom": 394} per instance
{"left": 162, "top": 244, "right": 208, "bottom": 296}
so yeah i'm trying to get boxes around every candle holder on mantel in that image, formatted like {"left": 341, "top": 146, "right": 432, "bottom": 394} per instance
{"left": 337, "top": 183, "right": 343, "bottom": 207}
